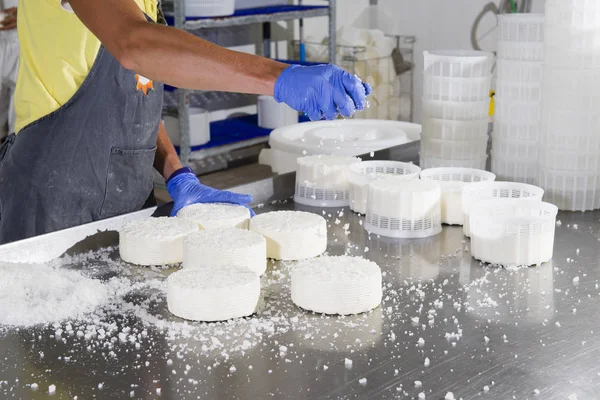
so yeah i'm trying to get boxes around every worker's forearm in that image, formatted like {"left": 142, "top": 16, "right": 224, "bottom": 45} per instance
{"left": 123, "top": 23, "right": 288, "bottom": 96}
{"left": 154, "top": 121, "right": 183, "bottom": 180}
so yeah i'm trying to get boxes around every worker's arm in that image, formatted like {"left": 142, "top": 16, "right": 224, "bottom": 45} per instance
{"left": 67, "top": 0, "right": 370, "bottom": 120}
{"left": 154, "top": 121, "right": 253, "bottom": 216}
{"left": 0, "top": 7, "right": 17, "bottom": 31}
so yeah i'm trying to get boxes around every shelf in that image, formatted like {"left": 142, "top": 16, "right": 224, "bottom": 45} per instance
{"left": 164, "top": 5, "right": 329, "bottom": 29}
{"left": 174, "top": 114, "right": 310, "bottom": 158}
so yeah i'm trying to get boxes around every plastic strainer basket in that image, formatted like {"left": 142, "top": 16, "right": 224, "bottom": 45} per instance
{"left": 544, "top": 47, "right": 600, "bottom": 69}
{"left": 545, "top": 25, "right": 600, "bottom": 53}
{"left": 493, "top": 119, "right": 540, "bottom": 142}
{"left": 419, "top": 155, "right": 488, "bottom": 170}
{"left": 498, "top": 13, "right": 545, "bottom": 43}
{"left": 461, "top": 181, "right": 544, "bottom": 237}
{"left": 496, "top": 41, "right": 544, "bottom": 61}
{"left": 491, "top": 153, "right": 538, "bottom": 185}
{"left": 420, "top": 167, "right": 496, "bottom": 225}
{"left": 537, "top": 167, "right": 600, "bottom": 211}
{"left": 423, "top": 50, "right": 494, "bottom": 78}
{"left": 347, "top": 161, "right": 421, "bottom": 215}
{"left": 494, "top": 100, "right": 540, "bottom": 124}
{"left": 495, "top": 81, "right": 542, "bottom": 102}
{"left": 492, "top": 138, "right": 538, "bottom": 160}
{"left": 423, "top": 75, "right": 492, "bottom": 102}
{"left": 422, "top": 99, "right": 490, "bottom": 120}
{"left": 496, "top": 60, "right": 543, "bottom": 82}
{"left": 545, "top": 2, "right": 600, "bottom": 31}
{"left": 539, "top": 108, "right": 600, "bottom": 140}
{"left": 365, "top": 178, "right": 442, "bottom": 239}
{"left": 470, "top": 199, "right": 558, "bottom": 266}
{"left": 421, "top": 138, "right": 488, "bottom": 160}
{"left": 539, "top": 147, "right": 600, "bottom": 171}
{"left": 294, "top": 155, "right": 361, "bottom": 208}
{"left": 422, "top": 117, "right": 489, "bottom": 141}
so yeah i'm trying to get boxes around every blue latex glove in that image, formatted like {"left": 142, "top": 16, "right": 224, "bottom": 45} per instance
{"left": 167, "top": 168, "right": 254, "bottom": 217}
{"left": 274, "top": 64, "right": 372, "bottom": 121}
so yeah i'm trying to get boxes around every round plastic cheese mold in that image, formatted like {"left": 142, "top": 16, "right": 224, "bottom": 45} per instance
{"left": 420, "top": 167, "right": 496, "bottom": 225}
{"left": 470, "top": 199, "right": 558, "bottom": 266}
{"left": 365, "top": 178, "right": 442, "bottom": 239}
{"left": 167, "top": 266, "right": 260, "bottom": 322}
{"left": 291, "top": 256, "right": 382, "bottom": 315}
{"left": 119, "top": 217, "right": 199, "bottom": 266}
{"left": 461, "top": 181, "right": 544, "bottom": 237}
{"left": 176, "top": 203, "right": 251, "bottom": 230}
{"left": 183, "top": 229, "right": 267, "bottom": 275}
{"left": 347, "top": 160, "right": 421, "bottom": 214}
{"left": 250, "top": 210, "right": 327, "bottom": 260}
{"left": 294, "top": 155, "right": 361, "bottom": 207}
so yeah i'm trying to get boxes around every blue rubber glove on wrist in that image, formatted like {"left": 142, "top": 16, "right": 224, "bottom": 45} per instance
{"left": 274, "top": 64, "right": 372, "bottom": 121}
{"left": 167, "top": 168, "right": 254, "bottom": 217}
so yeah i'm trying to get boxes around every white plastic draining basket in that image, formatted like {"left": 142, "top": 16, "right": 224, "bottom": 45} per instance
{"left": 496, "top": 60, "right": 543, "bottom": 83}
{"left": 495, "top": 81, "right": 542, "bottom": 102}
{"left": 347, "top": 161, "right": 421, "bottom": 215}
{"left": 539, "top": 129, "right": 600, "bottom": 152}
{"left": 493, "top": 119, "right": 539, "bottom": 142}
{"left": 422, "top": 117, "right": 489, "bottom": 141}
{"left": 545, "top": 26, "right": 600, "bottom": 54}
{"left": 492, "top": 138, "right": 538, "bottom": 160}
{"left": 365, "top": 178, "right": 442, "bottom": 239}
{"left": 537, "top": 167, "right": 600, "bottom": 211}
{"left": 420, "top": 167, "right": 496, "bottom": 225}
{"left": 185, "top": 0, "right": 235, "bottom": 16}
{"left": 544, "top": 47, "right": 600, "bottom": 69}
{"left": 294, "top": 155, "right": 361, "bottom": 208}
{"left": 470, "top": 199, "right": 558, "bottom": 266}
{"left": 423, "top": 50, "right": 494, "bottom": 78}
{"left": 419, "top": 155, "right": 488, "bottom": 170}
{"left": 496, "top": 41, "right": 544, "bottom": 61}
{"left": 420, "top": 138, "right": 488, "bottom": 160}
{"left": 422, "top": 99, "right": 490, "bottom": 121}
{"left": 423, "top": 75, "right": 492, "bottom": 102}
{"left": 539, "top": 108, "right": 600, "bottom": 139}
{"left": 491, "top": 153, "right": 538, "bottom": 185}
{"left": 498, "top": 13, "right": 545, "bottom": 43}
{"left": 494, "top": 99, "right": 540, "bottom": 124}
{"left": 538, "top": 147, "right": 600, "bottom": 172}
{"left": 545, "top": 3, "right": 600, "bottom": 31}
{"left": 461, "top": 181, "right": 545, "bottom": 237}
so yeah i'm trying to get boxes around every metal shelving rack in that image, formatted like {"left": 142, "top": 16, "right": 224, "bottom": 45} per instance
{"left": 169, "top": 1, "right": 337, "bottom": 169}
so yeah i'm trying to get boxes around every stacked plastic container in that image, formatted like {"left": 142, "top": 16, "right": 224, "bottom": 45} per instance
{"left": 493, "top": 14, "right": 545, "bottom": 185}
{"left": 537, "top": 1, "right": 600, "bottom": 211}
{"left": 421, "top": 50, "right": 494, "bottom": 170}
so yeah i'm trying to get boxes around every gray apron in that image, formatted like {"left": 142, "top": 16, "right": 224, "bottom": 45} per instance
{"left": 0, "top": 22, "right": 164, "bottom": 244}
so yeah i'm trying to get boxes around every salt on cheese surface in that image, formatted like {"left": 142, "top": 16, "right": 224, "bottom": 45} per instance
{"left": 291, "top": 256, "right": 382, "bottom": 315}
{"left": 119, "top": 217, "right": 198, "bottom": 266}
{"left": 167, "top": 266, "right": 260, "bottom": 322}
{"left": 250, "top": 211, "right": 327, "bottom": 260}
{"left": 177, "top": 203, "right": 251, "bottom": 230}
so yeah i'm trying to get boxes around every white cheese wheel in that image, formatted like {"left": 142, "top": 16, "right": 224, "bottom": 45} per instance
{"left": 119, "top": 217, "right": 198, "bottom": 266}
{"left": 176, "top": 203, "right": 251, "bottom": 230}
{"left": 249, "top": 211, "right": 327, "bottom": 260}
{"left": 183, "top": 229, "right": 267, "bottom": 275}
{"left": 167, "top": 266, "right": 260, "bottom": 322}
{"left": 291, "top": 256, "right": 382, "bottom": 315}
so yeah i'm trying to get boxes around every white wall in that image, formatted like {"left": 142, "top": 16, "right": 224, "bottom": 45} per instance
{"left": 300, "top": 0, "right": 546, "bottom": 122}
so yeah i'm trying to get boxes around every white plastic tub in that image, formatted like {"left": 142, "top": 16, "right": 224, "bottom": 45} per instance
{"left": 163, "top": 108, "right": 210, "bottom": 147}
{"left": 498, "top": 13, "right": 545, "bottom": 43}
{"left": 536, "top": 167, "right": 600, "bottom": 211}
{"left": 347, "top": 161, "right": 421, "bottom": 214}
{"left": 420, "top": 167, "right": 496, "bottom": 225}
{"left": 423, "top": 75, "right": 492, "bottom": 102}
{"left": 462, "top": 181, "right": 544, "bottom": 237}
{"left": 423, "top": 50, "right": 494, "bottom": 78}
{"left": 365, "top": 178, "right": 442, "bottom": 239}
{"left": 470, "top": 199, "right": 558, "bottom": 266}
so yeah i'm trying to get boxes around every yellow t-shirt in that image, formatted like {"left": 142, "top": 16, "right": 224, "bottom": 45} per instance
{"left": 14, "top": 0, "right": 159, "bottom": 133}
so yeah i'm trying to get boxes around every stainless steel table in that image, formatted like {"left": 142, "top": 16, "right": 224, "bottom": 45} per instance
{"left": 1, "top": 143, "right": 600, "bottom": 400}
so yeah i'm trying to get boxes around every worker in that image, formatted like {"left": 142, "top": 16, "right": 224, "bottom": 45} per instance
{"left": 0, "top": 0, "right": 370, "bottom": 245}
{"left": 0, "top": 1, "right": 18, "bottom": 144}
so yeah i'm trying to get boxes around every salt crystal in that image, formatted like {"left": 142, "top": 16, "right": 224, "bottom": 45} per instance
{"left": 445, "top": 392, "right": 455, "bottom": 400}
{"left": 484, "top": 385, "right": 490, "bottom": 393}
{"left": 424, "top": 357, "right": 430, "bottom": 367}
{"left": 370, "top": 152, "right": 375, "bottom": 157}
{"left": 417, "top": 337, "right": 425, "bottom": 346}
{"left": 130, "top": 390, "right": 135, "bottom": 397}
{"left": 533, "top": 389, "right": 540, "bottom": 395}
{"left": 98, "top": 383, "right": 103, "bottom": 390}
{"left": 156, "top": 388, "right": 161, "bottom": 395}
{"left": 359, "top": 378, "right": 367, "bottom": 386}
{"left": 568, "top": 394, "right": 577, "bottom": 400}
{"left": 229, "top": 365, "right": 236, "bottom": 373}
{"left": 573, "top": 276, "right": 580, "bottom": 284}
{"left": 418, "top": 392, "right": 425, "bottom": 399}
{"left": 345, "top": 358, "right": 353, "bottom": 369}
{"left": 48, "top": 384, "right": 56, "bottom": 395}
{"left": 323, "top": 365, "right": 328, "bottom": 370}
{"left": 484, "top": 336, "right": 490, "bottom": 344}
{"left": 30, "top": 383, "right": 38, "bottom": 391}
{"left": 415, "top": 381, "right": 422, "bottom": 388}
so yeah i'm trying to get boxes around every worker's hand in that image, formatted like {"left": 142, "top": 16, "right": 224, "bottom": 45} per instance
{"left": 166, "top": 168, "right": 254, "bottom": 217}
{"left": 274, "top": 64, "right": 371, "bottom": 121}
{"left": 0, "top": 7, "right": 17, "bottom": 31}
